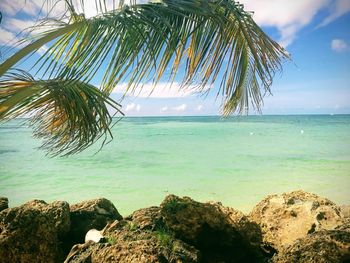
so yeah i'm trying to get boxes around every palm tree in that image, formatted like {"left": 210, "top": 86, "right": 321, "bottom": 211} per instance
{"left": 0, "top": 0, "right": 289, "bottom": 156}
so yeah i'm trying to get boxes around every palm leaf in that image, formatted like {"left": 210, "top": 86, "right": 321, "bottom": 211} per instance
{"left": 0, "top": 70, "right": 123, "bottom": 156}
{"left": 1, "top": 0, "right": 289, "bottom": 115}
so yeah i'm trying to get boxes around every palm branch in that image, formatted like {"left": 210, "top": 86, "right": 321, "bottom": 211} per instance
{"left": 0, "top": 0, "right": 290, "bottom": 155}
{"left": 0, "top": 70, "right": 122, "bottom": 156}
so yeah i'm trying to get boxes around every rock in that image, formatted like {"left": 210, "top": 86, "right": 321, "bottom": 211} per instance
{"left": 272, "top": 229, "right": 350, "bottom": 263}
{"left": 210, "top": 202, "right": 276, "bottom": 257}
{"left": 85, "top": 229, "right": 104, "bottom": 243}
{"left": 341, "top": 205, "right": 350, "bottom": 218}
{"left": 0, "top": 197, "right": 8, "bottom": 212}
{"left": 65, "top": 219, "right": 200, "bottom": 263}
{"left": 65, "top": 203, "right": 200, "bottom": 262}
{"left": 128, "top": 206, "right": 163, "bottom": 230}
{"left": 210, "top": 202, "right": 263, "bottom": 245}
{"left": 160, "top": 195, "right": 264, "bottom": 262}
{"left": 64, "top": 242, "right": 105, "bottom": 263}
{"left": 67, "top": 198, "right": 122, "bottom": 246}
{"left": 0, "top": 199, "right": 70, "bottom": 263}
{"left": 65, "top": 195, "right": 267, "bottom": 263}
{"left": 249, "top": 190, "right": 345, "bottom": 252}
{"left": 336, "top": 218, "right": 350, "bottom": 232}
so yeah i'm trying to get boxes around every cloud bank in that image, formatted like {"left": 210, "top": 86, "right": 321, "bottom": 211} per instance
{"left": 240, "top": 0, "right": 350, "bottom": 47}
{"left": 125, "top": 103, "right": 141, "bottom": 112}
{"left": 113, "top": 82, "right": 204, "bottom": 98}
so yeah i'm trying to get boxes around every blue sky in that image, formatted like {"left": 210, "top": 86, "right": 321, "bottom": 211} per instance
{"left": 0, "top": 0, "right": 350, "bottom": 116}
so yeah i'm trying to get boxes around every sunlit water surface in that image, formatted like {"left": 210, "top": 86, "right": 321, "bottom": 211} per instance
{"left": 1, "top": 115, "right": 349, "bottom": 215}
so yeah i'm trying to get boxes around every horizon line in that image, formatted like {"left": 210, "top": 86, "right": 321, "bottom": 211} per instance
{"left": 118, "top": 113, "right": 350, "bottom": 118}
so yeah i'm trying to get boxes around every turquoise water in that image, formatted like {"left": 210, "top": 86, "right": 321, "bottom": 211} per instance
{"left": 0, "top": 115, "right": 350, "bottom": 216}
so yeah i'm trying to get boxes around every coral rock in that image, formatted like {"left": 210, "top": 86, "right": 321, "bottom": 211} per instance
{"left": 128, "top": 206, "right": 163, "bottom": 230}
{"left": 0, "top": 197, "right": 8, "bottom": 212}
{"left": 272, "top": 229, "right": 350, "bottom": 262}
{"left": 0, "top": 200, "right": 70, "bottom": 263}
{"left": 161, "top": 195, "right": 264, "bottom": 262}
{"left": 249, "top": 190, "right": 345, "bottom": 251}
{"left": 341, "top": 205, "right": 350, "bottom": 218}
{"left": 65, "top": 219, "right": 199, "bottom": 263}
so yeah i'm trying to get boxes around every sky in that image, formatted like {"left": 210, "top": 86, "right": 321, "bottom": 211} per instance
{"left": 0, "top": 0, "right": 350, "bottom": 116}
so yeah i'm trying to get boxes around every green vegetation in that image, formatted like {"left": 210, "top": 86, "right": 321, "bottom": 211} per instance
{"left": 0, "top": 0, "right": 289, "bottom": 156}
{"left": 106, "top": 234, "right": 117, "bottom": 245}
{"left": 155, "top": 227, "right": 174, "bottom": 250}
{"left": 125, "top": 221, "right": 138, "bottom": 231}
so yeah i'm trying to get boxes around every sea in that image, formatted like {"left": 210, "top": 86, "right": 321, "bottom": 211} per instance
{"left": 0, "top": 115, "right": 349, "bottom": 216}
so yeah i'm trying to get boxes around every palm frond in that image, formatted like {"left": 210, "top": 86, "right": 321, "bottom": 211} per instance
{"left": 0, "top": 70, "right": 123, "bottom": 156}
{"left": 10, "top": 0, "right": 290, "bottom": 115}
{"left": 1, "top": 0, "right": 290, "bottom": 115}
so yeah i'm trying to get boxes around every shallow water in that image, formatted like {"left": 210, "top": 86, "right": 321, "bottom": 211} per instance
{"left": 0, "top": 115, "right": 349, "bottom": 215}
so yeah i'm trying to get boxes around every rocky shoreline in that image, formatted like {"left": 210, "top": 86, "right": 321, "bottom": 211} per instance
{"left": 0, "top": 191, "right": 349, "bottom": 263}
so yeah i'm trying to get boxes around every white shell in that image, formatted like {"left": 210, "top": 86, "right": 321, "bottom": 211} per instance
{"left": 85, "top": 229, "right": 104, "bottom": 243}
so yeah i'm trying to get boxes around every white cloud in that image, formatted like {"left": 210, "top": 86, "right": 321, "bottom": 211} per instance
{"left": 319, "top": 0, "right": 350, "bottom": 27}
{"left": 0, "top": 28, "right": 17, "bottom": 45}
{"left": 172, "top": 104, "right": 187, "bottom": 112}
{"left": 195, "top": 105, "right": 203, "bottom": 111}
{"left": 3, "top": 18, "right": 35, "bottom": 32}
{"left": 240, "top": 0, "right": 350, "bottom": 47}
{"left": 113, "top": 82, "right": 207, "bottom": 98}
{"left": 0, "top": 10, "right": 63, "bottom": 53}
{"left": 125, "top": 103, "right": 141, "bottom": 112}
{"left": 0, "top": 0, "right": 41, "bottom": 16}
{"left": 0, "top": 26, "right": 50, "bottom": 56}
{"left": 2, "top": 16, "right": 67, "bottom": 37}
{"left": 240, "top": 0, "right": 331, "bottom": 47}
{"left": 278, "top": 24, "right": 300, "bottom": 48}
{"left": 331, "top": 39, "right": 349, "bottom": 52}
{"left": 160, "top": 106, "right": 168, "bottom": 112}
{"left": 0, "top": 0, "right": 70, "bottom": 18}
{"left": 0, "top": 19, "right": 48, "bottom": 49}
